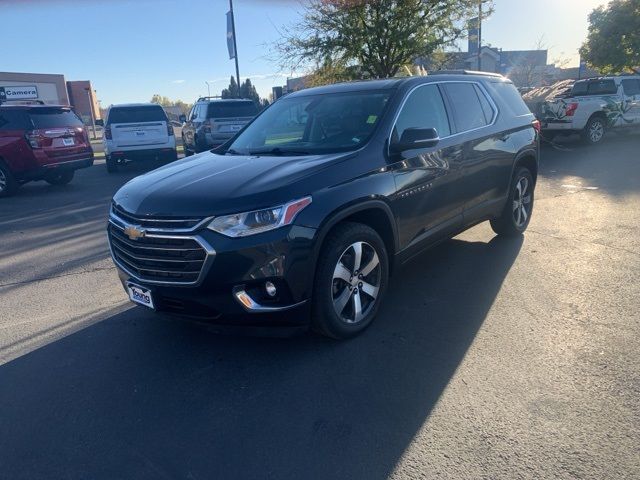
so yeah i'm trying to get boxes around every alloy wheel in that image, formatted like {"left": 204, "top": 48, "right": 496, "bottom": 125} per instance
{"left": 589, "top": 120, "right": 604, "bottom": 143}
{"left": 331, "top": 241, "right": 381, "bottom": 324}
{"left": 512, "top": 176, "right": 532, "bottom": 228}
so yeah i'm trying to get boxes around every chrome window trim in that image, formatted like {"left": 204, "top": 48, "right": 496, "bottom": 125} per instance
{"left": 109, "top": 206, "right": 213, "bottom": 234}
{"left": 107, "top": 218, "right": 216, "bottom": 287}
{"left": 387, "top": 80, "right": 500, "bottom": 155}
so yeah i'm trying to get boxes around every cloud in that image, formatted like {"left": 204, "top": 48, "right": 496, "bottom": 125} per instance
{"left": 171, "top": 79, "right": 186, "bottom": 84}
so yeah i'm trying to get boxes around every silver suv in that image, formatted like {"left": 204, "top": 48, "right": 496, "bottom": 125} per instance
{"left": 180, "top": 97, "right": 259, "bottom": 155}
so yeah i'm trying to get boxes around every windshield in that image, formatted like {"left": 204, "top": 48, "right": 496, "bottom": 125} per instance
{"left": 225, "top": 90, "right": 392, "bottom": 155}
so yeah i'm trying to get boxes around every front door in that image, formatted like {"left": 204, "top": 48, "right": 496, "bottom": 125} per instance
{"left": 389, "top": 83, "right": 464, "bottom": 252}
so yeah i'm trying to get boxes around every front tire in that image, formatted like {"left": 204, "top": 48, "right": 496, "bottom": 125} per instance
{"left": 0, "top": 161, "right": 18, "bottom": 197}
{"left": 45, "top": 170, "right": 74, "bottom": 186}
{"left": 582, "top": 116, "right": 606, "bottom": 145}
{"left": 490, "top": 167, "right": 534, "bottom": 236}
{"left": 312, "top": 222, "right": 389, "bottom": 339}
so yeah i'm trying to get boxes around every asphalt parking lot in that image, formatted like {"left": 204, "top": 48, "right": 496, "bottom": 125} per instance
{"left": 0, "top": 135, "right": 639, "bottom": 479}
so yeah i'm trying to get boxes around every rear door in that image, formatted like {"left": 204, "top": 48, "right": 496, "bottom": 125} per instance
{"left": 108, "top": 106, "right": 169, "bottom": 148}
{"left": 621, "top": 79, "right": 640, "bottom": 126}
{"left": 0, "top": 109, "right": 31, "bottom": 172}
{"left": 27, "top": 108, "right": 91, "bottom": 166}
{"left": 441, "top": 81, "right": 512, "bottom": 219}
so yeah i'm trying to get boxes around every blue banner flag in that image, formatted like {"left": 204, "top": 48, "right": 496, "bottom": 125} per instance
{"left": 226, "top": 11, "right": 236, "bottom": 60}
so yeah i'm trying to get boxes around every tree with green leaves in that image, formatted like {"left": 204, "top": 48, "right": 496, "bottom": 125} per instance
{"left": 150, "top": 95, "right": 191, "bottom": 115}
{"left": 580, "top": 0, "right": 640, "bottom": 74}
{"left": 221, "top": 76, "right": 240, "bottom": 99}
{"left": 274, "top": 0, "right": 491, "bottom": 82}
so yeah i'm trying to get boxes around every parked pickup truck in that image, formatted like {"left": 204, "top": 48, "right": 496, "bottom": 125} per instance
{"left": 540, "top": 76, "right": 640, "bottom": 144}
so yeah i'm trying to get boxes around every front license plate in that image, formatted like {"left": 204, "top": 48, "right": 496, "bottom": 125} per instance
{"left": 62, "top": 137, "right": 75, "bottom": 146}
{"left": 126, "top": 282, "right": 155, "bottom": 309}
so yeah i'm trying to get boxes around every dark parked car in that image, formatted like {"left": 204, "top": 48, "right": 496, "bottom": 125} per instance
{"left": 108, "top": 72, "right": 539, "bottom": 339}
{"left": 0, "top": 104, "right": 94, "bottom": 197}
{"left": 180, "top": 97, "right": 259, "bottom": 155}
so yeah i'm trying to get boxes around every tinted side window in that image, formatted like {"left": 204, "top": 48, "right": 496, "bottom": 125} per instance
{"left": 622, "top": 79, "right": 640, "bottom": 96}
{"left": 393, "top": 84, "right": 450, "bottom": 142}
{"left": 0, "top": 110, "right": 27, "bottom": 130}
{"left": 490, "top": 81, "right": 531, "bottom": 116}
{"left": 571, "top": 81, "right": 589, "bottom": 96}
{"left": 587, "top": 79, "right": 617, "bottom": 95}
{"left": 442, "top": 82, "right": 488, "bottom": 132}
{"left": 474, "top": 84, "right": 495, "bottom": 123}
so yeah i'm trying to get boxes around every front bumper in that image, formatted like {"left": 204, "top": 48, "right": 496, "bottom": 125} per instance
{"left": 108, "top": 216, "right": 317, "bottom": 324}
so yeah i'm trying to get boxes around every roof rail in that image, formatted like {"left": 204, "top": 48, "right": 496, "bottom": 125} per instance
{"left": 429, "top": 69, "right": 504, "bottom": 78}
{"left": 197, "top": 95, "right": 222, "bottom": 101}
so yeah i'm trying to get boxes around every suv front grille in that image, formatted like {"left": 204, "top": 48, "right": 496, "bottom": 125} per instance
{"left": 108, "top": 223, "right": 209, "bottom": 285}
{"left": 111, "top": 203, "right": 204, "bottom": 230}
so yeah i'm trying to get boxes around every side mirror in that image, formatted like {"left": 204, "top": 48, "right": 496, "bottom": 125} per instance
{"left": 179, "top": 114, "right": 187, "bottom": 123}
{"left": 391, "top": 127, "right": 440, "bottom": 153}
{"left": 95, "top": 119, "right": 104, "bottom": 127}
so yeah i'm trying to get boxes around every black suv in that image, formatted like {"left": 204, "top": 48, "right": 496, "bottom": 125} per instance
{"left": 108, "top": 72, "right": 539, "bottom": 339}
{"left": 180, "top": 97, "right": 259, "bottom": 155}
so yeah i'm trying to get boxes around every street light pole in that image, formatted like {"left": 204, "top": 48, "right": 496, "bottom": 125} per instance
{"left": 205, "top": 81, "right": 211, "bottom": 97}
{"left": 477, "top": 0, "right": 482, "bottom": 71}
{"left": 85, "top": 87, "right": 97, "bottom": 140}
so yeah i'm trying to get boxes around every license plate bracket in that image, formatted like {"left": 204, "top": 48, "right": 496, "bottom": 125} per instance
{"left": 126, "top": 282, "right": 155, "bottom": 309}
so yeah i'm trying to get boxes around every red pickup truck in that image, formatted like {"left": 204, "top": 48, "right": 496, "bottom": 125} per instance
{"left": 0, "top": 104, "right": 94, "bottom": 197}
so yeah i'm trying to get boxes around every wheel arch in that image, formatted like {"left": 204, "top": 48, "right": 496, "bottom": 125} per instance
{"left": 512, "top": 149, "right": 538, "bottom": 185}
{"left": 312, "top": 199, "right": 399, "bottom": 276}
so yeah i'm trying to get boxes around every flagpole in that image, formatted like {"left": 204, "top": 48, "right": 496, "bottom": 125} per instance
{"left": 229, "top": 0, "right": 241, "bottom": 97}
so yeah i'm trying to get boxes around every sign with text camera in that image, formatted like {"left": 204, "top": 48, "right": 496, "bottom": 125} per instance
{"left": 0, "top": 85, "right": 39, "bottom": 101}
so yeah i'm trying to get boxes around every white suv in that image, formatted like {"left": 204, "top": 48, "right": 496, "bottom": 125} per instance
{"left": 101, "top": 103, "right": 177, "bottom": 172}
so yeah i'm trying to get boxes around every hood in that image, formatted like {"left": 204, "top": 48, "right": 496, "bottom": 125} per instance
{"left": 112, "top": 150, "right": 355, "bottom": 217}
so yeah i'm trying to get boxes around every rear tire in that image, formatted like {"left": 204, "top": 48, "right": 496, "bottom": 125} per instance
{"left": 45, "top": 170, "right": 74, "bottom": 186}
{"left": 582, "top": 116, "right": 606, "bottom": 145}
{"left": 106, "top": 155, "right": 119, "bottom": 173}
{"left": 311, "top": 222, "right": 388, "bottom": 339}
{"left": 0, "top": 161, "right": 18, "bottom": 198}
{"left": 490, "top": 167, "right": 534, "bottom": 237}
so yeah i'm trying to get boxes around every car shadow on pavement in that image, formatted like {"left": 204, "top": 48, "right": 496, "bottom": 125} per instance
{"left": 0, "top": 234, "right": 523, "bottom": 480}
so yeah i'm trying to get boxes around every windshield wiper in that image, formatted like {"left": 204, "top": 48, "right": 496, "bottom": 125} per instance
{"left": 224, "top": 148, "right": 243, "bottom": 155}
{"left": 248, "top": 147, "right": 310, "bottom": 156}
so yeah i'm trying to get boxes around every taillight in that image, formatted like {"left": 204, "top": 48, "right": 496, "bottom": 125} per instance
{"left": 105, "top": 126, "right": 112, "bottom": 140}
{"left": 565, "top": 102, "right": 579, "bottom": 117}
{"left": 25, "top": 131, "right": 41, "bottom": 149}
{"left": 532, "top": 119, "right": 541, "bottom": 133}
{"left": 167, "top": 124, "right": 174, "bottom": 136}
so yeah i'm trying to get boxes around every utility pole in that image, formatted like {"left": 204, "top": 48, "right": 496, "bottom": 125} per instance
{"left": 477, "top": 0, "right": 482, "bottom": 71}
{"left": 229, "top": 0, "right": 241, "bottom": 98}
{"left": 85, "top": 87, "right": 97, "bottom": 140}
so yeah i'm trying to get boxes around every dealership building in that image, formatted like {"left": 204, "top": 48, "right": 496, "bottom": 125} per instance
{"left": 0, "top": 71, "right": 101, "bottom": 123}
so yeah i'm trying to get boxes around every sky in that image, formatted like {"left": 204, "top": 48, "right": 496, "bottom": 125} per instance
{"left": 0, "top": 0, "right": 610, "bottom": 106}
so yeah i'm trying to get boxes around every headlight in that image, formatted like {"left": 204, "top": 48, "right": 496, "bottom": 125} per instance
{"left": 207, "top": 196, "right": 312, "bottom": 237}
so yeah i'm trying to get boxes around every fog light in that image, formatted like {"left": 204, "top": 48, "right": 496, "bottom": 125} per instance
{"left": 265, "top": 281, "right": 277, "bottom": 297}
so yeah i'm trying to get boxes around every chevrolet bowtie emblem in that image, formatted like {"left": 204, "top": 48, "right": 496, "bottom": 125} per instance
{"left": 123, "top": 225, "right": 146, "bottom": 241}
